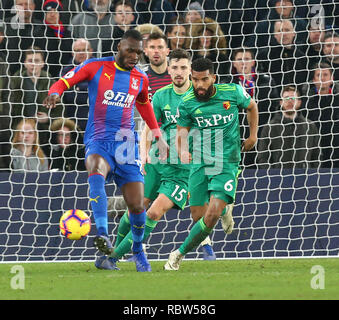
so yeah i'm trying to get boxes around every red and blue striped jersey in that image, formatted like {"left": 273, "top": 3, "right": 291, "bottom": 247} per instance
{"left": 59, "top": 57, "right": 149, "bottom": 144}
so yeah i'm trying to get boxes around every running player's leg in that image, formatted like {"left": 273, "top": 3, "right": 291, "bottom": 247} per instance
{"left": 190, "top": 205, "right": 208, "bottom": 222}
{"left": 164, "top": 196, "right": 226, "bottom": 271}
{"left": 121, "top": 181, "right": 151, "bottom": 272}
{"left": 114, "top": 197, "right": 151, "bottom": 249}
{"left": 192, "top": 165, "right": 238, "bottom": 248}
{"left": 165, "top": 164, "right": 238, "bottom": 270}
{"left": 112, "top": 177, "right": 189, "bottom": 259}
{"left": 220, "top": 168, "right": 241, "bottom": 234}
{"left": 190, "top": 204, "right": 214, "bottom": 253}
{"left": 86, "top": 153, "right": 113, "bottom": 254}
{"left": 180, "top": 168, "right": 238, "bottom": 256}
{"left": 121, "top": 182, "right": 146, "bottom": 252}
{"left": 190, "top": 204, "right": 215, "bottom": 259}
{"left": 180, "top": 196, "right": 226, "bottom": 255}
{"left": 189, "top": 166, "right": 216, "bottom": 260}
{"left": 114, "top": 162, "right": 160, "bottom": 248}
{"left": 111, "top": 193, "right": 174, "bottom": 260}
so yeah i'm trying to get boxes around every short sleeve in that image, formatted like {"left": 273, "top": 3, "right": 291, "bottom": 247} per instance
{"left": 60, "top": 60, "right": 93, "bottom": 89}
{"left": 236, "top": 84, "right": 251, "bottom": 109}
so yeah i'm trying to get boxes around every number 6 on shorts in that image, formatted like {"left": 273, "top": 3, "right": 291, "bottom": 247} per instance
{"left": 224, "top": 179, "right": 234, "bottom": 192}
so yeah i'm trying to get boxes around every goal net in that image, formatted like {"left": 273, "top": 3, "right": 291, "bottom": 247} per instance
{"left": 0, "top": 1, "right": 338, "bottom": 262}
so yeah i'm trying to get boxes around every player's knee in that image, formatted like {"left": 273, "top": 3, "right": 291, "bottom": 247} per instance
{"left": 127, "top": 203, "right": 145, "bottom": 214}
{"left": 147, "top": 208, "right": 163, "bottom": 221}
{"left": 190, "top": 205, "right": 207, "bottom": 222}
{"left": 204, "top": 212, "right": 219, "bottom": 228}
{"left": 205, "top": 202, "right": 225, "bottom": 227}
{"left": 86, "top": 155, "right": 109, "bottom": 177}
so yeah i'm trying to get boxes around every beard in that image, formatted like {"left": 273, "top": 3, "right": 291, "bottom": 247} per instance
{"left": 173, "top": 78, "right": 187, "bottom": 88}
{"left": 193, "top": 84, "right": 214, "bottom": 102}
{"left": 150, "top": 58, "right": 165, "bottom": 67}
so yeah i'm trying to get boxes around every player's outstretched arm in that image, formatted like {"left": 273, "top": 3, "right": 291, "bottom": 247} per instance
{"left": 44, "top": 63, "right": 91, "bottom": 109}
{"left": 242, "top": 99, "right": 258, "bottom": 152}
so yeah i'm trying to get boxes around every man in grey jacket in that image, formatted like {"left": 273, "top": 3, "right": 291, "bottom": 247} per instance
{"left": 257, "top": 85, "right": 321, "bottom": 169}
{"left": 69, "top": 0, "right": 115, "bottom": 57}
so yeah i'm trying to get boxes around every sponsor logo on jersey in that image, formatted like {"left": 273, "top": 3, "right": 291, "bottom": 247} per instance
{"left": 104, "top": 73, "right": 113, "bottom": 80}
{"left": 164, "top": 110, "right": 178, "bottom": 123}
{"left": 194, "top": 113, "right": 234, "bottom": 127}
{"left": 102, "top": 90, "right": 135, "bottom": 108}
{"left": 104, "top": 90, "right": 114, "bottom": 100}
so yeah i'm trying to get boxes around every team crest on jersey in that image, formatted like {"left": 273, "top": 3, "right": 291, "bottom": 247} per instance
{"left": 223, "top": 101, "right": 231, "bottom": 110}
{"left": 131, "top": 78, "right": 139, "bottom": 90}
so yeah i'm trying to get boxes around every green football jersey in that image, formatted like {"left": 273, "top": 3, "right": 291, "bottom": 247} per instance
{"left": 177, "top": 83, "right": 251, "bottom": 165}
{"left": 149, "top": 82, "right": 192, "bottom": 169}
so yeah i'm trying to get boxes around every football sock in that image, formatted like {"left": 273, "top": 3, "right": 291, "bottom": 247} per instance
{"left": 129, "top": 209, "right": 147, "bottom": 253}
{"left": 179, "top": 217, "right": 212, "bottom": 256}
{"left": 114, "top": 209, "right": 130, "bottom": 248}
{"left": 88, "top": 173, "right": 108, "bottom": 236}
{"left": 110, "top": 216, "right": 158, "bottom": 259}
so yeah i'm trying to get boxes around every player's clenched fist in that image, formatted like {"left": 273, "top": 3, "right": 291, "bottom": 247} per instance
{"left": 242, "top": 135, "right": 257, "bottom": 152}
{"left": 156, "top": 136, "right": 170, "bottom": 161}
{"left": 43, "top": 94, "right": 60, "bottom": 109}
{"left": 179, "top": 150, "right": 192, "bottom": 164}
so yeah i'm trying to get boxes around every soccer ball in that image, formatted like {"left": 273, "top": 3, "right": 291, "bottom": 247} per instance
{"left": 59, "top": 209, "right": 91, "bottom": 240}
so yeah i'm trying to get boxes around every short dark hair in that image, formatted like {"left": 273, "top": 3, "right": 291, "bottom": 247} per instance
{"left": 24, "top": 46, "right": 45, "bottom": 61}
{"left": 232, "top": 47, "right": 255, "bottom": 60}
{"left": 324, "top": 31, "right": 339, "bottom": 41}
{"left": 311, "top": 61, "right": 333, "bottom": 74}
{"left": 146, "top": 32, "right": 168, "bottom": 46}
{"left": 281, "top": 85, "right": 300, "bottom": 97}
{"left": 191, "top": 57, "right": 214, "bottom": 74}
{"left": 169, "top": 48, "right": 191, "bottom": 62}
{"left": 122, "top": 29, "right": 143, "bottom": 42}
{"left": 114, "top": 0, "right": 133, "bottom": 11}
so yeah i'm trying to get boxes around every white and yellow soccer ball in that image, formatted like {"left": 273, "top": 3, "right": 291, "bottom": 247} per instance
{"left": 59, "top": 209, "right": 91, "bottom": 240}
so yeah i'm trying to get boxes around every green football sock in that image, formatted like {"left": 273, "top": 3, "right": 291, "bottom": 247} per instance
{"left": 114, "top": 210, "right": 130, "bottom": 248}
{"left": 110, "top": 216, "right": 158, "bottom": 259}
{"left": 179, "top": 217, "right": 212, "bottom": 256}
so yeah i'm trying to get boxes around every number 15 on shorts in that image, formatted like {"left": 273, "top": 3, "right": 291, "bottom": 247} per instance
{"left": 171, "top": 184, "right": 187, "bottom": 201}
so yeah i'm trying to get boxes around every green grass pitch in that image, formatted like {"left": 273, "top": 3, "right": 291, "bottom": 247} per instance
{"left": 0, "top": 258, "right": 338, "bottom": 300}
